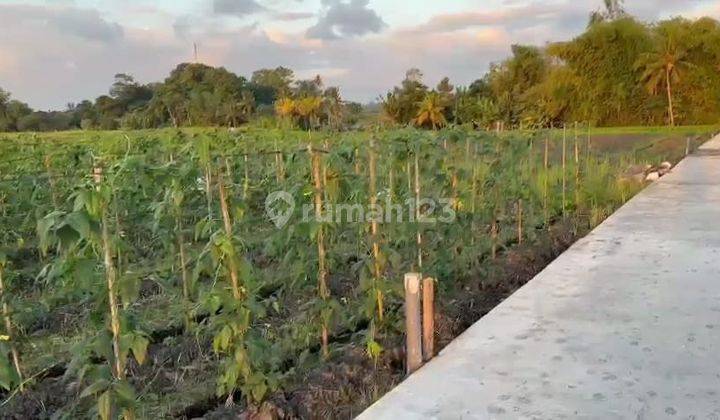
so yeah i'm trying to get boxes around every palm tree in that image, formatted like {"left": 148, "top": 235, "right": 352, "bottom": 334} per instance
{"left": 239, "top": 90, "right": 256, "bottom": 117}
{"left": 636, "top": 37, "right": 691, "bottom": 127}
{"left": 414, "top": 92, "right": 447, "bottom": 130}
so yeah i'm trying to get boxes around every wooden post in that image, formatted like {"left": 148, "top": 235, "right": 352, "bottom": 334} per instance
{"left": 243, "top": 145, "right": 250, "bottom": 201}
{"left": 0, "top": 265, "right": 23, "bottom": 391}
{"left": 217, "top": 159, "right": 243, "bottom": 300}
{"left": 686, "top": 137, "right": 691, "bottom": 156}
{"left": 470, "top": 145, "right": 478, "bottom": 245}
{"left": 94, "top": 166, "right": 125, "bottom": 381}
{"left": 574, "top": 122, "right": 580, "bottom": 207}
{"left": 544, "top": 135, "right": 549, "bottom": 225}
{"left": 368, "top": 139, "right": 383, "bottom": 322}
{"left": 586, "top": 122, "right": 591, "bottom": 170}
{"left": 404, "top": 273, "right": 422, "bottom": 374}
{"left": 422, "top": 277, "right": 435, "bottom": 362}
{"left": 414, "top": 152, "right": 423, "bottom": 269}
{"left": 491, "top": 218, "right": 498, "bottom": 260}
{"left": 274, "top": 138, "right": 285, "bottom": 183}
{"left": 562, "top": 124, "right": 567, "bottom": 217}
{"left": 517, "top": 199, "right": 523, "bottom": 245}
{"left": 308, "top": 145, "right": 330, "bottom": 358}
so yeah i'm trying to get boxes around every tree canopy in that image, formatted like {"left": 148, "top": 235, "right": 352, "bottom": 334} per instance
{"left": 381, "top": 15, "right": 720, "bottom": 129}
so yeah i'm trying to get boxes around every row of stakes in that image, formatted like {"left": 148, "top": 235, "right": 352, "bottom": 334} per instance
{"left": 400, "top": 136, "right": 698, "bottom": 376}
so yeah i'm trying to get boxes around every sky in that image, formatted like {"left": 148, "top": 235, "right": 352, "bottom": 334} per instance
{"left": 0, "top": 0, "right": 718, "bottom": 110}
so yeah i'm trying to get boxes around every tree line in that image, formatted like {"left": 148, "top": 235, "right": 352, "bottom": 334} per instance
{"left": 0, "top": 64, "right": 363, "bottom": 132}
{"left": 382, "top": 9, "right": 720, "bottom": 129}
{"left": 2, "top": 2, "right": 720, "bottom": 132}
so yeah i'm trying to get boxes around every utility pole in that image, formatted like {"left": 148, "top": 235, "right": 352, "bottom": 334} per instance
{"left": 193, "top": 43, "right": 199, "bottom": 63}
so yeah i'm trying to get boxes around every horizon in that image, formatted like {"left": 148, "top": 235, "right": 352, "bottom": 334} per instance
{"left": 1, "top": 0, "right": 718, "bottom": 111}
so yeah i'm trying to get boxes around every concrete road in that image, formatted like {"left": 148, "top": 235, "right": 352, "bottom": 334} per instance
{"left": 359, "top": 135, "right": 720, "bottom": 420}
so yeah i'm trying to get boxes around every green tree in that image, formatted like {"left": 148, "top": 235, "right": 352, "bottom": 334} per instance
{"left": 636, "top": 29, "right": 692, "bottom": 126}
{"left": 414, "top": 92, "right": 447, "bottom": 130}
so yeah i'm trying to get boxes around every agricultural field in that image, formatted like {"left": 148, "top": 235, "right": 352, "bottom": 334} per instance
{"left": 0, "top": 125, "right": 716, "bottom": 419}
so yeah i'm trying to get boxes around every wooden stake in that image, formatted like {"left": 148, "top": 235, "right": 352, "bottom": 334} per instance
{"left": 543, "top": 135, "right": 549, "bottom": 225}
{"left": 491, "top": 218, "right": 498, "bottom": 260}
{"left": 274, "top": 138, "right": 284, "bottom": 183}
{"left": 204, "top": 164, "right": 213, "bottom": 219}
{"left": 404, "top": 273, "right": 422, "bottom": 374}
{"left": 217, "top": 159, "right": 242, "bottom": 300}
{"left": 0, "top": 265, "right": 23, "bottom": 391}
{"left": 422, "top": 277, "right": 434, "bottom": 362}
{"left": 470, "top": 146, "right": 478, "bottom": 246}
{"left": 94, "top": 167, "right": 124, "bottom": 381}
{"left": 517, "top": 199, "right": 523, "bottom": 245}
{"left": 562, "top": 125, "right": 567, "bottom": 217}
{"left": 586, "top": 123, "right": 591, "bottom": 170}
{"left": 368, "top": 139, "right": 383, "bottom": 322}
{"left": 242, "top": 138, "right": 250, "bottom": 201}
{"left": 308, "top": 145, "right": 329, "bottom": 357}
{"left": 574, "top": 122, "right": 580, "bottom": 207}
{"left": 414, "top": 153, "right": 423, "bottom": 269}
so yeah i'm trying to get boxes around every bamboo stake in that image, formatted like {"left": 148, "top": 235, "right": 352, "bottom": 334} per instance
{"left": 574, "top": 122, "right": 580, "bottom": 207}
{"left": 404, "top": 273, "right": 422, "bottom": 374}
{"left": 368, "top": 139, "right": 383, "bottom": 322}
{"left": 562, "top": 125, "right": 567, "bottom": 217}
{"left": 414, "top": 152, "right": 423, "bottom": 269}
{"left": 586, "top": 123, "right": 591, "bottom": 170}
{"left": 406, "top": 160, "right": 412, "bottom": 195}
{"left": 517, "top": 199, "right": 523, "bottom": 245}
{"left": 451, "top": 171, "right": 459, "bottom": 211}
{"left": 204, "top": 164, "right": 213, "bottom": 219}
{"left": 274, "top": 138, "right": 284, "bottom": 183}
{"left": 354, "top": 148, "right": 361, "bottom": 175}
{"left": 470, "top": 145, "right": 478, "bottom": 246}
{"left": 0, "top": 265, "right": 23, "bottom": 391}
{"left": 243, "top": 139, "right": 250, "bottom": 201}
{"left": 308, "top": 145, "right": 330, "bottom": 357}
{"left": 217, "top": 159, "right": 242, "bottom": 300}
{"left": 544, "top": 135, "right": 549, "bottom": 225}
{"left": 388, "top": 167, "right": 394, "bottom": 202}
{"left": 94, "top": 167, "right": 124, "bottom": 381}
{"left": 422, "top": 277, "right": 434, "bottom": 362}
{"left": 491, "top": 217, "right": 498, "bottom": 260}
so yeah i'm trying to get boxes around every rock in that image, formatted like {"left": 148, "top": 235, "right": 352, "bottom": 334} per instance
{"left": 645, "top": 172, "right": 660, "bottom": 182}
{"left": 657, "top": 161, "right": 673, "bottom": 176}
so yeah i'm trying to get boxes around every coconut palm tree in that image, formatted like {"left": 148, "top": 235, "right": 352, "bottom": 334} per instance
{"left": 636, "top": 37, "right": 691, "bottom": 126}
{"left": 414, "top": 92, "right": 447, "bottom": 130}
{"left": 239, "top": 90, "right": 256, "bottom": 117}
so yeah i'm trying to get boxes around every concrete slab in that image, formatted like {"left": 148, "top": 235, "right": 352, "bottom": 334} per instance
{"left": 358, "top": 135, "right": 720, "bottom": 420}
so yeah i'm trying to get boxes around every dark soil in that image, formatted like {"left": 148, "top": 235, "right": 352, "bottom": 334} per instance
{"left": 0, "top": 219, "right": 584, "bottom": 420}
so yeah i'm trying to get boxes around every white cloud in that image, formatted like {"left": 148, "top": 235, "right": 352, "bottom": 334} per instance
{"left": 0, "top": 0, "right": 718, "bottom": 109}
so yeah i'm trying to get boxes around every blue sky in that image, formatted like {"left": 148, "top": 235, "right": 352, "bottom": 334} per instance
{"left": 0, "top": 0, "right": 718, "bottom": 109}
